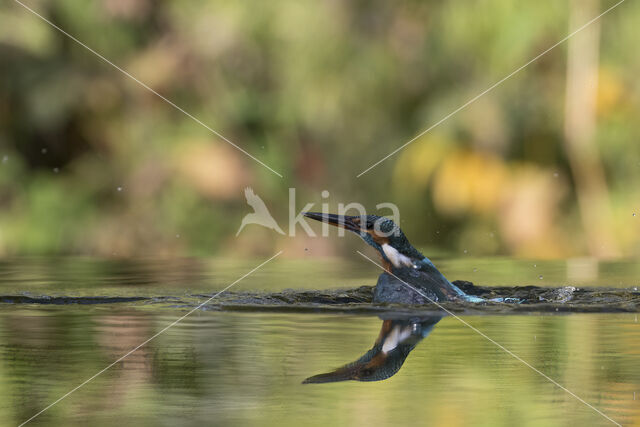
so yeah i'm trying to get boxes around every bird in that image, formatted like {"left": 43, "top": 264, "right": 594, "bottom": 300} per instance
{"left": 236, "top": 187, "right": 285, "bottom": 236}
{"left": 303, "top": 212, "right": 483, "bottom": 303}
{"left": 303, "top": 316, "right": 441, "bottom": 383}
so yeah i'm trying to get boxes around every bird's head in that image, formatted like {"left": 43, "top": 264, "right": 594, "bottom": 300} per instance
{"left": 303, "top": 212, "right": 423, "bottom": 271}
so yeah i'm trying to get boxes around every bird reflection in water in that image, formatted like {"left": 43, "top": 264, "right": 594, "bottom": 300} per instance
{"left": 303, "top": 314, "right": 442, "bottom": 383}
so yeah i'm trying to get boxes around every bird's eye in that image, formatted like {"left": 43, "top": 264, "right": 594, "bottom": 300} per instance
{"left": 365, "top": 218, "right": 378, "bottom": 229}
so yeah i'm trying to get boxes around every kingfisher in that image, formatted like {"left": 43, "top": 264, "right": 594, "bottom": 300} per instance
{"left": 303, "top": 212, "right": 482, "bottom": 303}
{"left": 303, "top": 316, "right": 441, "bottom": 383}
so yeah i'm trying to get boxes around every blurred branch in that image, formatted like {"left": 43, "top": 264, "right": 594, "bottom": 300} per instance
{"left": 563, "top": 0, "right": 619, "bottom": 257}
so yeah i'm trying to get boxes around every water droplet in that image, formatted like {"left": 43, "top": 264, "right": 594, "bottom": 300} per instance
{"left": 41, "top": 148, "right": 47, "bottom": 154}
{"left": 539, "top": 275, "right": 543, "bottom": 280}
{"left": 53, "top": 167, "right": 59, "bottom": 173}
{"left": 533, "top": 264, "right": 537, "bottom": 268}
{"left": 117, "top": 186, "right": 123, "bottom": 192}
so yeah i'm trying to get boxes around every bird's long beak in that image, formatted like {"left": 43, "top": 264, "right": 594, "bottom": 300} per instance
{"left": 303, "top": 212, "right": 363, "bottom": 232}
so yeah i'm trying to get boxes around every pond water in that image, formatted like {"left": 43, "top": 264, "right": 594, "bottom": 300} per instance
{"left": 1, "top": 257, "right": 639, "bottom": 426}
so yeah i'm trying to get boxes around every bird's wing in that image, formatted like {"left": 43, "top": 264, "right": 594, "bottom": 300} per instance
{"left": 244, "top": 187, "right": 269, "bottom": 213}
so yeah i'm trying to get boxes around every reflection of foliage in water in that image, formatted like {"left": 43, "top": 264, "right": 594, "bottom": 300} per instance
{"left": 1, "top": 309, "right": 639, "bottom": 425}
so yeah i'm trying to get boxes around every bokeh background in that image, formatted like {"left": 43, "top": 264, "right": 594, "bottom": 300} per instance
{"left": 1, "top": 0, "right": 639, "bottom": 258}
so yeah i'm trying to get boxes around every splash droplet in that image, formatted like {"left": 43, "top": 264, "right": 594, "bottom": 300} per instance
{"left": 41, "top": 148, "right": 47, "bottom": 154}
{"left": 176, "top": 234, "right": 180, "bottom": 238}
{"left": 2, "top": 155, "right": 8, "bottom": 163}
{"left": 463, "top": 249, "right": 468, "bottom": 254}
{"left": 473, "top": 268, "right": 478, "bottom": 272}
{"left": 539, "top": 275, "right": 543, "bottom": 280}
{"left": 117, "top": 186, "right": 123, "bottom": 192}
{"left": 53, "top": 167, "right": 59, "bottom": 173}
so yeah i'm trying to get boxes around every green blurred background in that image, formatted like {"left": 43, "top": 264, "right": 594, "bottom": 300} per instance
{"left": 1, "top": 0, "right": 639, "bottom": 259}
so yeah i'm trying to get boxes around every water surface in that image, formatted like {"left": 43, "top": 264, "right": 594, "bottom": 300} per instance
{"left": 1, "top": 257, "right": 639, "bottom": 426}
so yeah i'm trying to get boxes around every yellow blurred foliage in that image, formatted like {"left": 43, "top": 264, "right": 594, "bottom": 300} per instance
{"left": 394, "top": 144, "right": 571, "bottom": 257}
{"left": 596, "top": 68, "right": 625, "bottom": 118}
{"left": 393, "top": 137, "right": 452, "bottom": 193}
{"left": 175, "top": 140, "right": 251, "bottom": 200}
{"left": 432, "top": 149, "right": 509, "bottom": 216}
